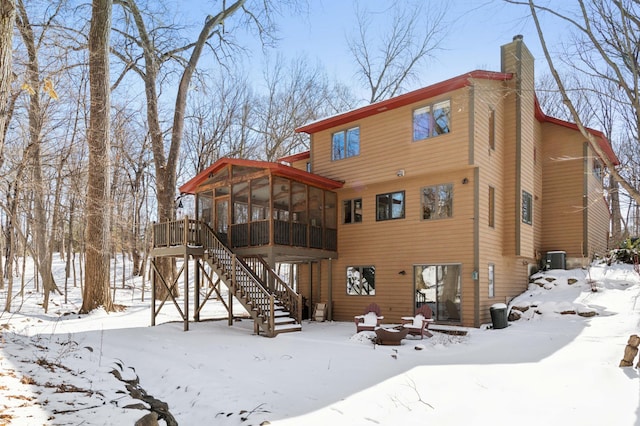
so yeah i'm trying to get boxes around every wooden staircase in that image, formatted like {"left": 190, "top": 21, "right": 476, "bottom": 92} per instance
{"left": 198, "top": 222, "right": 302, "bottom": 337}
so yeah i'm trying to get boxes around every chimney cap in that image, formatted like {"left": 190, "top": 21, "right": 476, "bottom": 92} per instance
{"left": 513, "top": 34, "right": 523, "bottom": 41}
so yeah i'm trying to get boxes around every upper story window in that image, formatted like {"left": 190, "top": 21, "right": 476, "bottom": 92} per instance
{"left": 343, "top": 198, "right": 363, "bottom": 224}
{"left": 332, "top": 126, "right": 360, "bottom": 160}
{"left": 413, "top": 100, "right": 451, "bottom": 141}
{"left": 421, "top": 184, "right": 453, "bottom": 220}
{"left": 376, "top": 191, "right": 405, "bottom": 221}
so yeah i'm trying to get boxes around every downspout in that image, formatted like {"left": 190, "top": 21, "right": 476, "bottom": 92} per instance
{"left": 473, "top": 167, "right": 480, "bottom": 327}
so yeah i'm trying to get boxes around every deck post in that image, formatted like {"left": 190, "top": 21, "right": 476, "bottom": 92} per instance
{"left": 229, "top": 254, "right": 236, "bottom": 326}
{"left": 183, "top": 216, "right": 189, "bottom": 245}
{"left": 184, "top": 251, "right": 189, "bottom": 331}
{"left": 151, "top": 258, "right": 156, "bottom": 326}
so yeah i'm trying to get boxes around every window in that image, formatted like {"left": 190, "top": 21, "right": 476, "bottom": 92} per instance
{"left": 488, "top": 186, "right": 495, "bottom": 228}
{"left": 347, "top": 266, "right": 375, "bottom": 295}
{"left": 376, "top": 191, "right": 405, "bottom": 221}
{"left": 413, "top": 100, "right": 451, "bottom": 141}
{"left": 332, "top": 127, "right": 360, "bottom": 160}
{"left": 522, "top": 190, "right": 532, "bottom": 225}
{"left": 489, "top": 108, "right": 495, "bottom": 150}
{"left": 421, "top": 184, "right": 453, "bottom": 220}
{"left": 488, "top": 264, "right": 495, "bottom": 298}
{"left": 343, "top": 198, "right": 362, "bottom": 224}
{"left": 593, "top": 160, "right": 603, "bottom": 181}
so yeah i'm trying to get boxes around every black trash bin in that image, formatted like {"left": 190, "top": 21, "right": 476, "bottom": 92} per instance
{"left": 490, "top": 303, "right": 508, "bottom": 329}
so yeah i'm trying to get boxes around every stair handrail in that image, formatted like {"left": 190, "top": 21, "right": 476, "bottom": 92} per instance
{"left": 198, "top": 222, "right": 276, "bottom": 335}
{"left": 242, "top": 256, "right": 302, "bottom": 323}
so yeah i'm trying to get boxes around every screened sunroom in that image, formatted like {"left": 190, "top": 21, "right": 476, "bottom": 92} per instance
{"left": 179, "top": 158, "right": 342, "bottom": 262}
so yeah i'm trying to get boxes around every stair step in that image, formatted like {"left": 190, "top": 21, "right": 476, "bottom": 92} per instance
{"left": 274, "top": 324, "right": 302, "bottom": 334}
{"left": 274, "top": 316, "right": 296, "bottom": 325}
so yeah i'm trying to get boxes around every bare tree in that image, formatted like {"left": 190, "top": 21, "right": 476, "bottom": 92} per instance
{"left": 509, "top": 0, "right": 640, "bottom": 209}
{"left": 0, "top": 0, "right": 15, "bottom": 168}
{"left": 347, "top": 1, "right": 447, "bottom": 103}
{"left": 15, "top": 0, "right": 65, "bottom": 312}
{"left": 82, "top": 0, "right": 114, "bottom": 313}
{"left": 252, "top": 55, "right": 335, "bottom": 161}
{"left": 111, "top": 0, "right": 296, "bottom": 298}
{"left": 182, "top": 72, "right": 252, "bottom": 174}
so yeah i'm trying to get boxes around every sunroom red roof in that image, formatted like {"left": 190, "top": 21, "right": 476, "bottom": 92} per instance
{"left": 179, "top": 157, "right": 343, "bottom": 195}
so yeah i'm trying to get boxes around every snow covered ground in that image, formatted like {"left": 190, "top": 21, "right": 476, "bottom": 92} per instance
{"left": 1, "top": 256, "right": 639, "bottom": 425}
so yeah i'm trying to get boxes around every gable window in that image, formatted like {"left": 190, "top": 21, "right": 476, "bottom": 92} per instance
{"left": 376, "top": 191, "right": 405, "bottom": 221}
{"left": 413, "top": 100, "right": 451, "bottom": 141}
{"left": 522, "top": 190, "right": 532, "bottom": 225}
{"left": 421, "top": 184, "right": 453, "bottom": 220}
{"left": 347, "top": 266, "right": 375, "bottom": 295}
{"left": 343, "top": 198, "right": 362, "bottom": 224}
{"left": 332, "top": 126, "right": 360, "bottom": 160}
{"left": 489, "top": 186, "right": 495, "bottom": 228}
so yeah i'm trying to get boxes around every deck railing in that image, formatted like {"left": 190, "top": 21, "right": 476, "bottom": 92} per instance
{"left": 153, "top": 218, "right": 203, "bottom": 248}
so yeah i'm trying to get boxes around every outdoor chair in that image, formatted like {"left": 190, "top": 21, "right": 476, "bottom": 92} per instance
{"left": 401, "top": 305, "right": 434, "bottom": 338}
{"left": 354, "top": 303, "right": 384, "bottom": 332}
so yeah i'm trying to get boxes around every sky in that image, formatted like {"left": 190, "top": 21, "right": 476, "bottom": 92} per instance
{"left": 0, "top": 256, "right": 639, "bottom": 425}
{"left": 181, "top": 0, "right": 567, "bottom": 102}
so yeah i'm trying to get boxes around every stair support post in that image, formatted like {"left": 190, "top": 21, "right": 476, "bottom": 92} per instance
{"left": 194, "top": 257, "right": 200, "bottom": 322}
{"left": 151, "top": 257, "right": 156, "bottom": 326}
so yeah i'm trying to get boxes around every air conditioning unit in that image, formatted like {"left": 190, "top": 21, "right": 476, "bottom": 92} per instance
{"left": 545, "top": 251, "right": 566, "bottom": 270}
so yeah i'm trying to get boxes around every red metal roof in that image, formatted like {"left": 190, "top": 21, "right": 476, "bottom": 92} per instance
{"left": 295, "top": 70, "right": 513, "bottom": 134}
{"left": 277, "top": 151, "right": 310, "bottom": 163}
{"left": 534, "top": 98, "right": 620, "bottom": 165}
{"left": 294, "top": 69, "right": 618, "bottom": 166}
{"left": 179, "top": 157, "right": 343, "bottom": 195}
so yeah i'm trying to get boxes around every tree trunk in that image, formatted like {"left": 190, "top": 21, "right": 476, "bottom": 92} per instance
{"left": 81, "top": 0, "right": 114, "bottom": 313}
{"left": 609, "top": 175, "right": 623, "bottom": 244}
{"left": 0, "top": 0, "right": 15, "bottom": 169}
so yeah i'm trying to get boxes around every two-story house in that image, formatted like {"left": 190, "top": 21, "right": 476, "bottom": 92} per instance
{"left": 173, "top": 36, "right": 618, "bottom": 330}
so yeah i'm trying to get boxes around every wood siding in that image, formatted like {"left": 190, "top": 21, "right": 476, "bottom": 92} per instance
{"left": 540, "top": 123, "right": 583, "bottom": 257}
{"left": 311, "top": 87, "right": 471, "bottom": 188}
{"left": 585, "top": 143, "right": 610, "bottom": 258}
{"left": 293, "top": 37, "right": 610, "bottom": 328}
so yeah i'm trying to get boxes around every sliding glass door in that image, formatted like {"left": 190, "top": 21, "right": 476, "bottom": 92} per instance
{"left": 413, "top": 264, "right": 461, "bottom": 322}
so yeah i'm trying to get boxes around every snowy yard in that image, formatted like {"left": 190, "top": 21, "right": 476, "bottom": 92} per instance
{"left": 1, "top": 257, "right": 639, "bottom": 425}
